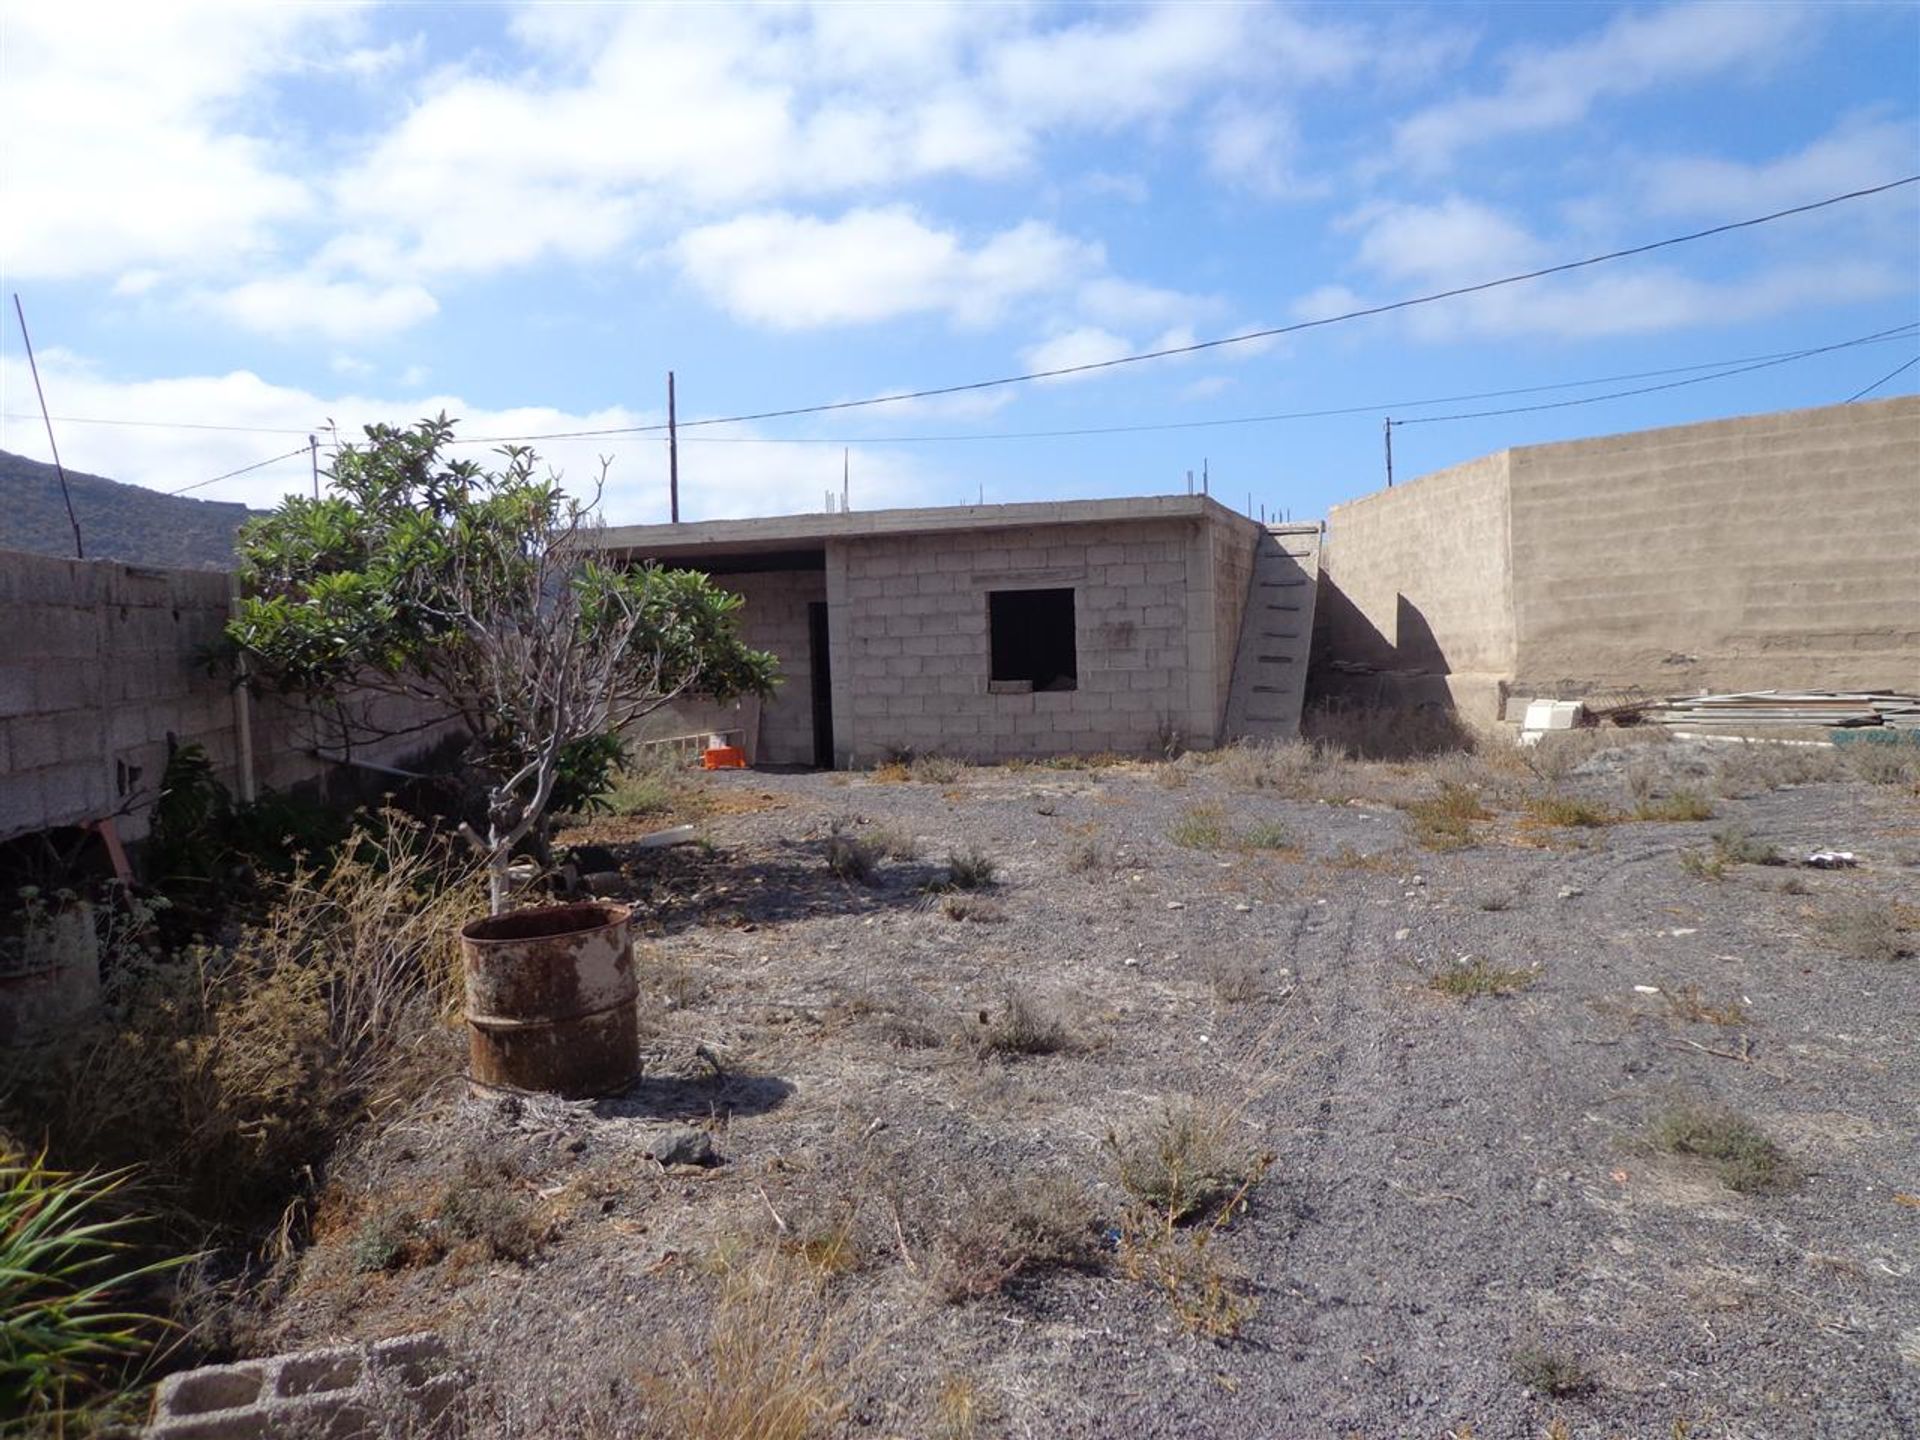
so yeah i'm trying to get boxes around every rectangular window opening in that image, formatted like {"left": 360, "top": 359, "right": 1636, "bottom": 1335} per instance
{"left": 988, "top": 587, "right": 1076, "bottom": 693}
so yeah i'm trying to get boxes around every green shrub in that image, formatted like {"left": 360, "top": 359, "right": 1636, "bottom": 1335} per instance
{"left": 1, "top": 1151, "right": 181, "bottom": 1422}
{"left": 1653, "top": 1105, "right": 1800, "bottom": 1194}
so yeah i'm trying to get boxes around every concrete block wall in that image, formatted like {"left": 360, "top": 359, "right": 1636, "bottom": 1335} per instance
{"left": 147, "top": 1332, "right": 457, "bottom": 1439}
{"left": 633, "top": 567, "right": 826, "bottom": 764}
{"left": 0, "top": 548, "right": 453, "bottom": 846}
{"left": 1505, "top": 395, "right": 1920, "bottom": 697}
{"left": 826, "top": 516, "right": 1223, "bottom": 765}
{"left": 1208, "top": 510, "right": 1259, "bottom": 736}
{"left": 1311, "top": 396, "right": 1920, "bottom": 722}
{"left": 1315, "top": 451, "right": 1516, "bottom": 721}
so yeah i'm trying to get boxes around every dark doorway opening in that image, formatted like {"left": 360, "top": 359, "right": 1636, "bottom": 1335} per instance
{"left": 807, "top": 602, "right": 835, "bottom": 769}
{"left": 988, "top": 587, "right": 1077, "bottom": 692}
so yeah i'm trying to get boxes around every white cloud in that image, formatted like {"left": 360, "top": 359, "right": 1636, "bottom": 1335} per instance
{"left": 0, "top": 351, "right": 943, "bottom": 522}
{"left": 675, "top": 208, "right": 1098, "bottom": 330}
{"left": 196, "top": 276, "right": 441, "bottom": 341}
{"left": 1346, "top": 197, "right": 1544, "bottom": 286}
{"left": 0, "top": 3, "right": 354, "bottom": 278}
{"left": 1636, "top": 114, "right": 1920, "bottom": 218}
{"left": 1394, "top": 1, "right": 1813, "bottom": 171}
{"left": 1021, "top": 327, "right": 1136, "bottom": 380}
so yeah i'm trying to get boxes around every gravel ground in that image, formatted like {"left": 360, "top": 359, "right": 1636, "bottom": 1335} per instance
{"left": 265, "top": 742, "right": 1920, "bottom": 1439}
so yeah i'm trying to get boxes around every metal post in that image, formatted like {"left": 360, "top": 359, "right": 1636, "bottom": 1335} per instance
{"left": 667, "top": 371, "right": 680, "bottom": 522}
{"left": 309, "top": 434, "right": 320, "bottom": 500}
{"left": 1383, "top": 417, "right": 1394, "bottom": 488}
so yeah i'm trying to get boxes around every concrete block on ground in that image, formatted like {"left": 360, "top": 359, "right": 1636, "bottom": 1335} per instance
{"left": 147, "top": 1332, "right": 458, "bottom": 1440}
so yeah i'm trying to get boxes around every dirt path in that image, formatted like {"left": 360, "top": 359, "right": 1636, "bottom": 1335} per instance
{"left": 268, "top": 751, "right": 1919, "bottom": 1439}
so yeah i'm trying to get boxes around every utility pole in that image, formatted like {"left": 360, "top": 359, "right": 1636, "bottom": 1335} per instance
{"left": 1201, "top": 457, "right": 1208, "bottom": 495}
{"left": 1383, "top": 417, "right": 1395, "bottom": 488}
{"left": 667, "top": 371, "right": 680, "bottom": 522}
{"left": 842, "top": 447, "right": 850, "bottom": 511}
{"left": 309, "top": 434, "right": 320, "bottom": 500}
{"left": 13, "top": 293, "right": 82, "bottom": 558}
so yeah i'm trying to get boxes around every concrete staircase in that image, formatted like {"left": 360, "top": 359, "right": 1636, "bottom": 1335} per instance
{"left": 1222, "top": 523, "right": 1322, "bottom": 743}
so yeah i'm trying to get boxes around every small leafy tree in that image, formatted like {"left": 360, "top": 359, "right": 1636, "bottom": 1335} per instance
{"left": 228, "top": 416, "right": 776, "bottom": 912}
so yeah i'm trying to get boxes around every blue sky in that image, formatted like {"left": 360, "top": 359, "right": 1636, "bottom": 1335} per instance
{"left": 2, "top": 0, "right": 1915, "bottom": 523}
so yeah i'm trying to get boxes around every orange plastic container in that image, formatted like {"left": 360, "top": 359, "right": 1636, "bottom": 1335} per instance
{"left": 701, "top": 745, "right": 747, "bottom": 770}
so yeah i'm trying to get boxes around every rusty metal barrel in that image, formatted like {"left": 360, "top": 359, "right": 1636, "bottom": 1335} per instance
{"left": 460, "top": 901, "right": 639, "bottom": 1098}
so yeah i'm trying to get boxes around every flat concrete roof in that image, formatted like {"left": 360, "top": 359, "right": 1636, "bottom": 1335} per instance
{"left": 602, "top": 493, "right": 1269, "bottom": 562}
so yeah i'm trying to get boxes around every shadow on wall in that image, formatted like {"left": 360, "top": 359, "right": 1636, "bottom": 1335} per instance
{"left": 1304, "top": 572, "right": 1478, "bottom": 759}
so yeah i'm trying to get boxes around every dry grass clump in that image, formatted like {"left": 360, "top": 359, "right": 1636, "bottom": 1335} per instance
{"left": 1065, "top": 836, "right": 1111, "bottom": 876}
{"left": 1108, "top": 1099, "right": 1273, "bottom": 1340}
{"left": 926, "top": 1174, "right": 1102, "bottom": 1304}
{"left": 1401, "top": 782, "right": 1491, "bottom": 851}
{"left": 0, "top": 815, "right": 480, "bottom": 1239}
{"left": 635, "top": 1253, "right": 850, "bottom": 1440}
{"left": 604, "top": 751, "right": 708, "bottom": 820}
{"left": 1206, "top": 953, "right": 1269, "bottom": 1004}
{"left": 1663, "top": 985, "right": 1748, "bottom": 1027}
{"left": 1653, "top": 1105, "right": 1800, "bottom": 1194}
{"left": 1525, "top": 794, "right": 1620, "bottom": 828}
{"left": 940, "top": 847, "right": 999, "bottom": 891}
{"left": 1816, "top": 899, "right": 1911, "bottom": 962}
{"left": 1713, "top": 742, "right": 1846, "bottom": 796}
{"left": 1107, "top": 1099, "right": 1263, "bottom": 1225}
{"left": 1633, "top": 790, "right": 1716, "bottom": 822}
{"left": 1213, "top": 739, "right": 1350, "bottom": 798}
{"left": 910, "top": 754, "right": 967, "bottom": 785}
{"left": 864, "top": 826, "right": 919, "bottom": 862}
{"left": 1304, "top": 700, "right": 1481, "bottom": 762}
{"left": 822, "top": 825, "right": 878, "bottom": 884}
{"left": 1428, "top": 957, "right": 1538, "bottom": 999}
{"left": 1169, "top": 805, "right": 1228, "bottom": 849}
{"left": 932, "top": 1373, "right": 992, "bottom": 1440}
{"left": 1844, "top": 741, "right": 1920, "bottom": 786}
{"left": 1239, "top": 821, "right": 1295, "bottom": 851}
{"left": 967, "top": 988, "right": 1072, "bottom": 1057}
{"left": 934, "top": 892, "right": 1005, "bottom": 924}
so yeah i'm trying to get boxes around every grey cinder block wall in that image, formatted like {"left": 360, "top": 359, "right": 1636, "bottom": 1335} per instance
{"left": 1315, "top": 396, "right": 1920, "bottom": 720}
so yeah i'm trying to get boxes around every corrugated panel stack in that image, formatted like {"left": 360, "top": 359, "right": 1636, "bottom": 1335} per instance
{"left": 1641, "top": 690, "right": 1920, "bottom": 730}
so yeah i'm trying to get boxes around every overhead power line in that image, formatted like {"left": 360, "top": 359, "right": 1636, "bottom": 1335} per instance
{"left": 0, "top": 412, "right": 312, "bottom": 436}
{"left": 670, "top": 324, "right": 1916, "bottom": 444}
{"left": 1844, "top": 354, "right": 1919, "bottom": 403}
{"left": 451, "top": 174, "right": 1919, "bottom": 445}
{"left": 1391, "top": 325, "right": 1917, "bottom": 427}
{"left": 166, "top": 444, "right": 312, "bottom": 496}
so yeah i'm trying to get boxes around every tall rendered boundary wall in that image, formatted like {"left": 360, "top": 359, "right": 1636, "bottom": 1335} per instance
{"left": 0, "top": 548, "right": 448, "bottom": 846}
{"left": 1314, "top": 396, "right": 1920, "bottom": 722}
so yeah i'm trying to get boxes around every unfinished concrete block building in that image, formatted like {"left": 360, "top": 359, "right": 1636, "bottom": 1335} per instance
{"left": 603, "top": 497, "right": 1320, "bottom": 767}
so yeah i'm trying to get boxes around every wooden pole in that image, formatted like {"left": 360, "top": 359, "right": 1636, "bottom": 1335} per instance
{"left": 1383, "top": 417, "right": 1394, "bottom": 488}
{"left": 668, "top": 371, "right": 680, "bottom": 522}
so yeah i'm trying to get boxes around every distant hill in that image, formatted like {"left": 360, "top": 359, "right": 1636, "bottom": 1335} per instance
{"left": 0, "top": 449, "right": 259, "bottom": 570}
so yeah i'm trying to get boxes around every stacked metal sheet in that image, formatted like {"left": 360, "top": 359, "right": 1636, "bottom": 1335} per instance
{"left": 1640, "top": 690, "right": 1920, "bottom": 729}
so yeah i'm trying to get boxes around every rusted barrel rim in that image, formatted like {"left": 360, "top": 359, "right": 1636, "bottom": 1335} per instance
{"left": 460, "top": 901, "right": 633, "bottom": 947}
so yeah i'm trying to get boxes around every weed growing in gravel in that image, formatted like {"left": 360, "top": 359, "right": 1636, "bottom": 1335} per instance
{"left": 1401, "top": 783, "right": 1491, "bottom": 851}
{"left": 351, "top": 1207, "right": 426, "bottom": 1273}
{"left": 927, "top": 1174, "right": 1101, "bottom": 1303}
{"left": 1169, "top": 805, "right": 1229, "bottom": 849}
{"left": 604, "top": 753, "right": 708, "bottom": 820}
{"left": 1214, "top": 739, "right": 1344, "bottom": 796}
{"left": 1633, "top": 790, "right": 1716, "bottom": 822}
{"left": 1207, "top": 954, "right": 1268, "bottom": 1004}
{"left": 910, "top": 754, "right": 966, "bottom": 785}
{"left": 865, "top": 826, "right": 919, "bottom": 861}
{"left": 638, "top": 1252, "right": 849, "bottom": 1440}
{"left": 968, "top": 989, "right": 1071, "bottom": 1057}
{"left": 932, "top": 1373, "right": 991, "bottom": 1440}
{"left": 824, "top": 821, "right": 878, "bottom": 884}
{"left": 1107, "top": 1099, "right": 1263, "bottom": 1224}
{"left": 439, "top": 1168, "right": 545, "bottom": 1263}
{"left": 1510, "top": 1345, "right": 1592, "bottom": 1397}
{"left": 935, "top": 893, "right": 1004, "bottom": 924}
{"left": 1109, "top": 1105, "right": 1273, "bottom": 1339}
{"left": 1678, "top": 847, "right": 1730, "bottom": 881}
{"left": 1714, "top": 743, "right": 1846, "bottom": 796}
{"left": 1428, "top": 957, "right": 1538, "bottom": 999}
{"left": 1477, "top": 892, "right": 1513, "bottom": 912}
{"left": 1817, "top": 900, "right": 1911, "bottom": 962}
{"left": 941, "top": 848, "right": 999, "bottom": 891}
{"left": 1326, "top": 844, "right": 1395, "bottom": 871}
{"left": 1065, "top": 837, "right": 1111, "bottom": 876}
{"left": 1526, "top": 795, "right": 1619, "bottom": 827}
{"left": 1239, "top": 821, "right": 1295, "bottom": 851}
{"left": 1653, "top": 1105, "right": 1800, "bottom": 1194}
{"left": 1711, "top": 824, "right": 1782, "bottom": 866}
{"left": 1154, "top": 763, "right": 1191, "bottom": 790}
{"left": 1663, "top": 985, "right": 1748, "bottom": 1027}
